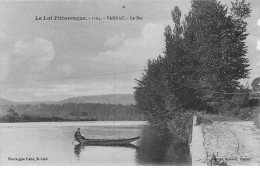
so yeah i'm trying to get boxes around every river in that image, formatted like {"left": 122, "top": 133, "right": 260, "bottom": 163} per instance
{"left": 0, "top": 121, "right": 191, "bottom": 165}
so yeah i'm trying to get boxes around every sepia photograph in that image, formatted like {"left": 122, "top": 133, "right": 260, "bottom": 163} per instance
{"left": 0, "top": 0, "right": 260, "bottom": 166}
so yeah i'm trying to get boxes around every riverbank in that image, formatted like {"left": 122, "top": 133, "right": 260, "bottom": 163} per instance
{"left": 0, "top": 114, "right": 97, "bottom": 123}
{"left": 203, "top": 121, "right": 260, "bottom": 165}
{"left": 191, "top": 109, "right": 260, "bottom": 166}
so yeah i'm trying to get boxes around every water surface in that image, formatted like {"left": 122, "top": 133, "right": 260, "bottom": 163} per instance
{"left": 0, "top": 121, "right": 191, "bottom": 165}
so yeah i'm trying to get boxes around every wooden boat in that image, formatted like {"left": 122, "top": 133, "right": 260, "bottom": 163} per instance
{"left": 77, "top": 136, "right": 140, "bottom": 146}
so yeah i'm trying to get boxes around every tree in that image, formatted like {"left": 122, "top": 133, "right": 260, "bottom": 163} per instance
{"left": 134, "top": 0, "right": 251, "bottom": 124}
{"left": 7, "top": 108, "right": 19, "bottom": 116}
{"left": 181, "top": 0, "right": 251, "bottom": 112}
{"left": 134, "top": 56, "right": 170, "bottom": 123}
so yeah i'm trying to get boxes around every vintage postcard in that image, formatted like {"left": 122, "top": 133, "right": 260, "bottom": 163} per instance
{"left": 0, "top": 0, "right": 260, "bottom": 166}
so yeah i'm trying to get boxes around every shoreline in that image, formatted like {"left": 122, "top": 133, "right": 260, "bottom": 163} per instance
{"left": 0, "top": 119, "right": 148, "bottom": 123}
{"left": 0, "top": 115, "right": 97, "bottom": 123}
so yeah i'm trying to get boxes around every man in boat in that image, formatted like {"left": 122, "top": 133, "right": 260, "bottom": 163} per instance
{"left": 74, "top": 128, "right": 85, "bottom": 141}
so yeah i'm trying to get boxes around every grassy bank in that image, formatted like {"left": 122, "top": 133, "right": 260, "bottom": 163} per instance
{"left": 174, "top": 106, "right": 259, "bottom": 143}
{"left": 196, "top": 113, "right": 240, "bottom": 124}
{"left": 195, "top": 105, "right": 260, "bottom": 125}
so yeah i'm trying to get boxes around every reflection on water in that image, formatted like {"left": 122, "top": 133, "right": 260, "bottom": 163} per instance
{"left": 72, "top": 124, "right": 191, "bottom": 166}
{"left": 0, "top": 121, "right": 191, "bottom": 165}
{"left": 74, "top": 144, "right": 139, "bottom": 158}
{"left": 136, "top": 125, "right": 191, "bottom": 165}
{"left": 74, "top": 144, "right": 84, "bottom": 158}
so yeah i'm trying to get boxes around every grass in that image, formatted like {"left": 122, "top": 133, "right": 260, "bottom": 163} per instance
{"left": 195, "top": 104, "right": 260, "bottom": 125}
{"left": 196, "top": 112, "right": 241, "bottom": 125}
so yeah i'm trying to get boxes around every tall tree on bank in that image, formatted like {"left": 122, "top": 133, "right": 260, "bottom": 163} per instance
{"left": 182, "top": 0, "right": 251, "bottom": 112}
{"left": 134, "top": 0, "right": 251, "bottom": 124}
{"left": 134, "top": 56, "right": 170, "bottom": 123}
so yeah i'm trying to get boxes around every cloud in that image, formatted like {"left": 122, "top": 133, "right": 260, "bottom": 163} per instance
{"left": 13, "top": 38, "right": 54, "bottom": 62}
{"left": 32, "top": 82, "right": 117, "bottom": 96}
{"left": 257, "top": 39, "right": 260, "bottom": 51}
{"left": 257, "top": 19, "right": 260, "bottom": 26}
{"left": 0, "top": 52, "right": 10, "bottom": 82}
{"left": 56, "top": 64, "right": 73, "bottom": 73}
{"left": 1, "top": 23, "right": 165, "bottom": 101}
{"left": 3, "top": 38, "right": 55, "bottom": 82}
{"left": 97, "top": 23, "right": 165, "bottom": 71}
{"left": 0, "top": 33, "right": 10, "bottom": 81}
{"left": 104, "top": 33, "right": 126, "bottom": 47}
{"left": 0, "top": 33, "right": 6, "bottom": 42}
{"left": 3, "top": 77, "right": 134, "bottom": 101}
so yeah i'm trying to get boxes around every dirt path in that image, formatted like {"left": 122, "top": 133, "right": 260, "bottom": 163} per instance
{"left": 202, "top": 121, "right": 260, "bottom": 165}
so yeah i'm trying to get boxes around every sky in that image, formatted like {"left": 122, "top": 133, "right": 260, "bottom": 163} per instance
{"left": 0, "top": 0, "right": 259, "bottom": 102}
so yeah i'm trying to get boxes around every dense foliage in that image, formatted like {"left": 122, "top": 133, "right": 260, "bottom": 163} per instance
{"left": 134, "top": 0, "right": 251, "bottom": 140}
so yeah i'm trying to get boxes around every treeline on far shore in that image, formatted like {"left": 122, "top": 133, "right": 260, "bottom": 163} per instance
{"left": 0, "top": 103, "right": 145, "bottom": 122}
{"left": 0, "top": 114, "right": 97, "bottom": 123}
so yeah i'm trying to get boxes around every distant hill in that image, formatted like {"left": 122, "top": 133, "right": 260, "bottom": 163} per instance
{"left": 0, "top": 94, "right": 143, "bottom": 121}
{"left": 0, "top": 98, "right": 16, "bottom": 105}
{"left": 0, "top": 94, "right": 135, "bottom": 105}
{"left": 58, "top": 94, "right": 134, "bottom": 105}
{"left": 0, "top": 98, "right": 17, "bottom": 115}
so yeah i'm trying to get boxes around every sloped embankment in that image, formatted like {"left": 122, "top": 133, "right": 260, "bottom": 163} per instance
{"left": 191, "top": 114, "right": 260, "bottom": 166}
{"left": 202, "top": 121, "right": 260, "bottom": 165}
